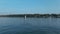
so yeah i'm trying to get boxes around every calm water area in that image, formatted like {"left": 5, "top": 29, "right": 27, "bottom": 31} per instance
{"left": 0, "top": 17, "right": 60, "bottom": 34}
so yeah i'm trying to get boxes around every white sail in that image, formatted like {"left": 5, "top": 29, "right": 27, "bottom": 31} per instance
{"left": 25, "top": 15, "right": 26, "bottom": 20}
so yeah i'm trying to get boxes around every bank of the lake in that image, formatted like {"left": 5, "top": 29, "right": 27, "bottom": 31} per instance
{"left": 0, "top": 14, "right": 60, "bottom": 18}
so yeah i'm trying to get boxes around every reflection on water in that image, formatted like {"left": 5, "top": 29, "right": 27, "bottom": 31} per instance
{"left": 0, "top": 17, "right": 60, "bottom": 34}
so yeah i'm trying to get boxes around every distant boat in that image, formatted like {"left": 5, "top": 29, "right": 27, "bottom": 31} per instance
{"left": 25, "top": 15, "right": 26, "bottom": 20}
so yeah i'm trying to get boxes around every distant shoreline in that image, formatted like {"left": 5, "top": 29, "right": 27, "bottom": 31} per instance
{"left": 0, "top": 14, "right": 60, "bottom": 18}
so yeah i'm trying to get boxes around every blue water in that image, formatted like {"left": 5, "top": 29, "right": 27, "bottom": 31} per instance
{"left": 0, "top": 17, "right": 60, "bottom": 34}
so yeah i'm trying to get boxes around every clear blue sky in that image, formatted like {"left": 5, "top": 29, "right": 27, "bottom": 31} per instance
{"left": 0, "top": 0, "right": 60, "bottom": 14}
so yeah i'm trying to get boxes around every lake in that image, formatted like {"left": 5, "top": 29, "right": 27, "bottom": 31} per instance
{"left": 0, "top": 17, "right": 60, "bottom": 34}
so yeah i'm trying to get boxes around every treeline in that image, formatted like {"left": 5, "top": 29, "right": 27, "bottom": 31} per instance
{"left": 0, "top": 14, "right": 60, "bottom": 18}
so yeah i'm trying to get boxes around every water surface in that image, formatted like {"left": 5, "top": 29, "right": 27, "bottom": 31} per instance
{"left": 0, "top": 17, "right": 60, "bottom": 34}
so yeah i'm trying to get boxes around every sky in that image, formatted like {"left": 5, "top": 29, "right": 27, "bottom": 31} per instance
{"left": 0, "top": 0, "right": 60, "bottom": 14}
